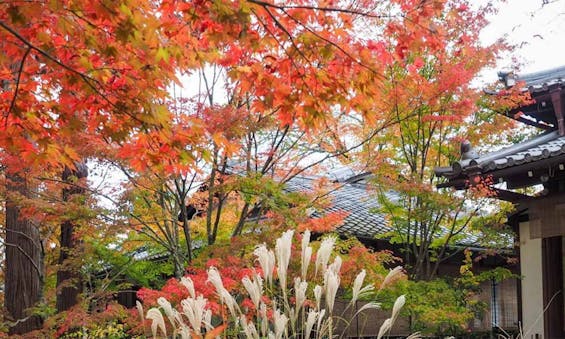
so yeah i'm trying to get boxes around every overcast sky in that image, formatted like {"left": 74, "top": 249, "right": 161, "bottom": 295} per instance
{"left": 482, "top": 0, "right": 565, "bottom": 77}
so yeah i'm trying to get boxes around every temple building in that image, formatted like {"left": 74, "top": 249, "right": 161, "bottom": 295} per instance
{"left": 435, "top": 65, "right": 565, "bottom": 338}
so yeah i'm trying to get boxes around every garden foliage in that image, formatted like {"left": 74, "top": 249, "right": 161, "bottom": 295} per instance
{"left": 136, "top": 230, "right": 414, "bottom": 338}
{"left": 0, "top": 0, "right": 524, "bottom": 335}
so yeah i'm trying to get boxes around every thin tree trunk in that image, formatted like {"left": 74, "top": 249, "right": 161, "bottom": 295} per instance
{"left": 56, "top": 163, "right": 88, "bottom": 312}
{"left": 172, "top": 247, "right": 184, "bottom": 279}
{"left": 179, "top": 203, "right": 193, "bottom": 263}
{"left": 232, "top": 202, "right": 250, "bottom": 237}
{"left": 205, "top": 166, "right": 217, "bottom": 245}
{"left": 5, "top": 173, "right": 43, "bottom": 334}
{"left": 211, "top": 194, "right": 226, "bottom": 243}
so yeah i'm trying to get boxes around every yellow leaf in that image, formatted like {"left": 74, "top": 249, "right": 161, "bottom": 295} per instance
{"left": 155, "top": 47, "right": 169, "bottom": 63}
{"left": 63, "top": 146, "right": 80, "bottom": 162}
{"left": 36, "top": 31, "right": 51, "bottom": 44}
{"left": 119, "top": 4, "right": 133, "bottom": 17}
{"left": 78, "top": 56, "right": 92, "bottom": 70}
{"left": 151, "top": 104, "right": 171, "bottom": 126}
{"left": 211, "top": 133, "right": 225, "bottom": 146}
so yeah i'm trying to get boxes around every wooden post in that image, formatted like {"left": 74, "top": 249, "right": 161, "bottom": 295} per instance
{"left": 5, "top": 173, "right": 43, "bottom": 334}
{"left": 550, "top": 89, "right": 565, "bottom": 136}
{"left": 542, "top": 236, "right": 564, "bottom": 338}
{"left": 56, "top": 163, "right": 88, "bottom": 312}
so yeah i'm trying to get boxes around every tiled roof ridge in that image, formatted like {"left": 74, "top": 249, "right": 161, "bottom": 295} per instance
{"left": 517, "top": 65, "right": 565, "bottom": 87}
{"left": 284, "top": 174, "right": 488, "bottom": 247}
{"left": 497, "top": 65, "right": 565, "bottom": 90}
{"left": 443, "top": 130, "right": 561, "bottom": 177}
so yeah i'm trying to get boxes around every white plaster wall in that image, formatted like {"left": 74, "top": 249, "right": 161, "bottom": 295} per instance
{"left": 519, "top": 221, "right": 545, "bottom": 338}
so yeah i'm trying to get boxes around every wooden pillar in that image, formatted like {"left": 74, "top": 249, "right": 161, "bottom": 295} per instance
{"left": 5, "top": 173, "right": 43, "bottom": 334}
{"left": 550, "top": 89, "right": 565, "bottom": 136}
{"left": 56, "top": 163, "right": 88, "bottom": 312}
{"left": 512, "top": 217, "right": 523, "bottom": 328}
{"left": 542, "top": 236, "right": 564, "bottom": 338}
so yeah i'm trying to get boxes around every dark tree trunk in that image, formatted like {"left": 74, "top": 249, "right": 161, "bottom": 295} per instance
{"left": 5, "top": 173, "right": 43, "bottom": 334}
{"left": 56, "top": 163, "right": 88, "bottom": 312}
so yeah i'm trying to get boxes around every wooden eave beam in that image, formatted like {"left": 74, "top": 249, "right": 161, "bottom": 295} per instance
{"left": 505, "top": 175, "right": 544, "bottom": 190}
{"left": 436, "top": 178, "right": 467, "bottom": 190}
{"left": 491, "top": 188, "right": 534, "bottom": 203}
{"left": 505, "top": 103, "right": 556, "bottom": 129}
{"left": 512, "top": 115, "right": 554, "bottom": 130}
{"left": 550, "top": 88, "right": 565, "bottom": 135}
{"left": 479, "top": 154, "right": 565, "bottom": 183}
{"left": 437, "top": 180, "right": 534, "bottom": 203}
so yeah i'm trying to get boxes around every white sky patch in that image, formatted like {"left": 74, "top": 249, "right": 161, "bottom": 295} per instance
{"left": 173, "top": 66, "right": 229, "bottom": 106}
{"left": 87, "top": 159, "right": 128, "bottom": 210}
{"left": 480, "top": 0, "right": 565, "bottom": 83}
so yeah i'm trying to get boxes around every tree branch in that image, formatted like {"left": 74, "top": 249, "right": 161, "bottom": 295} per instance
{"left": 5, "top": 46, "right": 31, "bottom": 119}
{"left": 2, "top": 241, "right": 42, "bottom": 277}
{"left": 0, "top": 20, "right": 145, "bottom": 124}
{"left": 247, "top": 0, "right": 391, "bottom": 19}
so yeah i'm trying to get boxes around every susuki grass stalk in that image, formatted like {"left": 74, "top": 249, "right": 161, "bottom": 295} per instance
{"left": 315, "top": 235, "right": 336, "bottom": 278}
{"left": 253, "top": 244, "right": 275, "bottom": 287}
{"left": 242, "top": 273, "right": 263, "bottom": 309}
{"left": 180, "top": 276, "right": 195, "bottom": 298}
{"left": 146, "top": 308, "right": 167, "bottom": 338}
{"left": 301, "top": 230, "right": 312, "bottom": 280}
{"left": 142, "top": 229, "right": 412, "bottom": 339}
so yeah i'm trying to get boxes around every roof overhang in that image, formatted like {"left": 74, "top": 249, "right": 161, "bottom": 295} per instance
{"left": 491, "top": 66, "right": 565, "bottom": 132}
{"left": 435, "top": 130, "right": 565, "bottom": 203}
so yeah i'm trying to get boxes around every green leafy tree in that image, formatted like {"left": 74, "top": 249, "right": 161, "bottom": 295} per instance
{"left": 353, "top": 0, "right": 517, "bottom": 280}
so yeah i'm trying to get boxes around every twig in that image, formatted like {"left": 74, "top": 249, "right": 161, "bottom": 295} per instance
{"left": 0, "top": 20, "right": 145, "bottom": 124}
{"left": 5, "top": 46, "right": 31, "bottom": 119}
{"left": 247, "top": 0, "right": 391, "bottom": 19}
{"left": 2, "top": 241, "right": 42, "bottom": 277}
{"left": 523, "top": 290, "right": 562, "bottom": 338}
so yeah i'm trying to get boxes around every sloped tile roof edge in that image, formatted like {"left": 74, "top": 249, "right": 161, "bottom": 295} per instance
{"left": 435, "top": 130, "right": 565, "bottom": 178}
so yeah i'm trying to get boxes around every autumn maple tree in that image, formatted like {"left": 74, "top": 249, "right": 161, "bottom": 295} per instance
{"left": 349, "top": 0, "right": 520, "bottom": 280}
{"left": 0, "top": 0, "right": 521, "bottom": 335}
{"left": 0, "top": 0, "right": 186, "bottom": 333}
{"left": 108, "top": 0, "right": 409, "bottom": 275}
{"left": 0, "top": 0, "right": 400, "bottom": 332}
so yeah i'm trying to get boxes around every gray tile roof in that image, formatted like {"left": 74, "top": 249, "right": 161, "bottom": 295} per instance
{"left": 286, "top": 175, "right": 490, "bottom": 248}
{"left": 434, "top": 68, "right": 565, "bottom": 183}
{"left": 498, "top": 65, "right": 565, "bottom": 91}
{"left": 448, "top": 65, "right": 565, "bottom": 177}
{"left": 517, "top": 65, "right": 565, "bottom": 90}
{"left": 284, "top": 176, "right": 393, "bottom": 239}
{"left": 481, "top": 132, "right": 565, "bottom": 171}
{"left": 436, "top": 130, "right": 565, "bottom": 179}
{"left": 286, "top": 175, "right": 484, "bottom": 246}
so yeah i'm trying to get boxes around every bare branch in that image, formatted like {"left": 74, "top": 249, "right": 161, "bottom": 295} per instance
{"left": 247, "top": 0, "right": 390, "bottom": 19}
{"left": 5, "top": 46, "right": 31, "bottom": 119}
{"left": 0, "top": 20, "right": 146, "bottom": 124}
{"left": 2, "top": 241, "right": 42, "bottom": 277}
